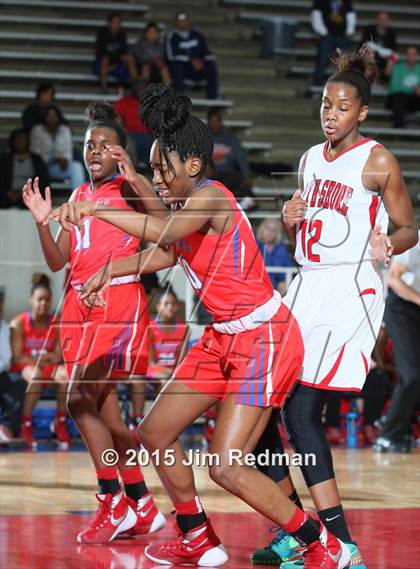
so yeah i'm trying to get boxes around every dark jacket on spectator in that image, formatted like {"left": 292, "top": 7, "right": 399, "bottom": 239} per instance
{"left": 360, "top": 25, "right": 397, "bottom": 53}
{"left": 0, "top": 152, "right": 49, "bottom": 208}
{"left": 165, "top": 28, "right": 214, "bottom": 64}
{"left": 96, "top": 26, "right": 129, "bottom": 63}
{"left": 312, "top": 0, "right": 354, "bottom": 36}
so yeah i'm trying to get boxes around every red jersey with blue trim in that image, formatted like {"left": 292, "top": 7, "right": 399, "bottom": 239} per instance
{"left": 175, "top": 180, "right": 273, "bottom": 322}
{"left": 150, "top": 320, "right": 188, "bottom": 367}
{"left": 69, "top": 176, "right": 141, "bottom": 285}
{"left": 14, "top": 312, "right": 57, "bottom": 358}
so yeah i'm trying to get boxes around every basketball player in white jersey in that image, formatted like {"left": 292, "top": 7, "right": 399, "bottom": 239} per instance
{"left": 251, "top": 45, "right": 418, "bottom": 569}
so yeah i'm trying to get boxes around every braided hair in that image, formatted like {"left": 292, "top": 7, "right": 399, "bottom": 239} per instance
{"left": 327, "top": 43, "right": 379, "bottom": 106}
{"left": 140, "top": 83, "right": 213, "bottom": 178}
{"left": 84, "top": 101, "right": 127, "bottom": 147}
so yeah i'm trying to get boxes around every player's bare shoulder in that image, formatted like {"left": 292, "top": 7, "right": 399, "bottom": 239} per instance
{"left": 362, "top": 144, "right": 402, "bottom": 193}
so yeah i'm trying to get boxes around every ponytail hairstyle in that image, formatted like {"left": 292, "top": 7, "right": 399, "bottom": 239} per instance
{"left": 139, "top": 83, "right": 213, "bottom": 178}
{"left": 84, "top": 101, "right": 127, "bottom": 147}
{"left": 327, "top": 43, "right": 379, "bottom": 106}
{"left": 31, "top": 273, "right": 51, "bottom": 296}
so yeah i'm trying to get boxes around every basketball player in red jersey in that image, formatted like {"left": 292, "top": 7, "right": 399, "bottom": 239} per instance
{"left": 48, "top": 84, "right": 352, "bottom": 568}
{"left": 250, "top": 46, "right": 418, "bottom": 569}
{"left": 22, "top": 102, "right": 167, "bottom": 544}
{"left": 129, "top": 287, "right": 189, "bottom": 440}
{"left": 10, "top": 273, "right": 70, "bottom": 450}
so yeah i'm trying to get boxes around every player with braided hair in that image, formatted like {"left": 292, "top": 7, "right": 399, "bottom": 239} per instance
{"left": 48, "top": 83, "right": 354, "bottom": 568}
{"left": 22, "top": 101, "right": 167, "bottom": 545}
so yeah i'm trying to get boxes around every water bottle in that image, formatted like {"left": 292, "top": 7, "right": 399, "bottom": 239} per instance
{"left": 346, "top": 410, "right": 359, "bottom": 448}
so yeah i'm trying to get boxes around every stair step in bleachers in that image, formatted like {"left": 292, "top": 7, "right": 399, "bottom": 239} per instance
{"left": 0, "top": 89, "right": 234, "bottom": 109}
{"left": 223, "top": 0, "right": 420, "bottom": 17}
{"left": 0, "top": 110, "right": 253, "bottom": 131}
{"left": 0, "top": 15, "right": 152, "bottom": 30}
{"left": 0, "top": 0, "right": 149, "bottom": 13}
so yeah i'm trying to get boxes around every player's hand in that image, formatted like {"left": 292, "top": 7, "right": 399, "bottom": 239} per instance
{"left": 282, "top": 189, "right": 307, "bottom": 227}
{"left": 22, "top": 177, "right": 52, "bottom": 224}
{"left": 45, "top": 201, "right": 96, "bottom": 231}
{"left": 108, "top": 145, "right": 138, "bottom": 184}
{"left": 79, "top": 266, "right": 112, "bottom": 308}
{"left": 369, "top": 224, "right": 393, "bottom": 266}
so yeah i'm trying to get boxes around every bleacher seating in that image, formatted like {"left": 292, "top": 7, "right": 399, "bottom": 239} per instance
{"left": 0, "top": 0, "right": 419, "bottom": 212}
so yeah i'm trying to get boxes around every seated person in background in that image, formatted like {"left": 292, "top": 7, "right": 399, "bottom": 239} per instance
{"left": 114, "top": 79, "right": 154, "bottom": 166}
{"left": 0, "top": 128, "right": 49, "bottom": 209}
{"left": 22, "top": 82, "right": 56, "bottom": 132}
{"left": 360, "top": 12, "right": 397, "bottom": 82}
{"left": 130, "top": 288, "right": 189, "bottom": 437}
{"left": 256, "top": 218, "right": 294, "bottom": 295}
{"left": 361, "top": 326, "right": 394, "bottom": 445}
{"left": 30, "top": 105, "right": 85, "bottom": 190}
{"left": 207, "top": 107, "right": 256, "bottom": 211}
{"left": 94, "top": 12, "right": 137, "bottom": 92}
{"left": 311, "top": 0, "right": 356, "bottom": 87}
{"left": 165, "top": 12, "right": 219, "bottom": 99}
{"left": 9, "top": 274, "right": 70, "bottom": 450}
{"left": 387, "top": 46, "right": 420, "bottom": 128}
{"left": 133, "top": 22, "right": 170, "bottom": 85}
{"left": 0, "top": 289, "right": 26, "bottom": 445}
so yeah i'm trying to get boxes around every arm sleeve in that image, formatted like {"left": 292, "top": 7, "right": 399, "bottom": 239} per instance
{"left": 54, "top": 126, "right": 73, "bottom": 163}
{"left": 29, "top": 125, "right": 43, "bottom": 158}
{"left": 311, "top": 10, "right": 328, "bottom": 36}
{"left": 0, "top": 323, "right": 11, "bottom": 373}
{"left": 197, "top": 31, "right": 214, "bottom": 61}
{"left": 96, "top": 28, "right": 107, "bottom": 58}
{"left": 165, "top": 30, "right": 188, "bottom": 62}
{"left": 345, "top": 11, "right": 357, "bottom": 35}
{"left": 231, "top": 137, "right": 250, "bottom": 177}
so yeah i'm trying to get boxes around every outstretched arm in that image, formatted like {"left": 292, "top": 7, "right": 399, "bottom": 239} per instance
{"left": 80, "top": 244, "right": 177, "bottom": 306}
{"left": 46, "top": 185, "right": 227, "bottom": 248}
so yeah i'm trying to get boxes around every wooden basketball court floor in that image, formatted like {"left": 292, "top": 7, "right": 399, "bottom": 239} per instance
{"left": 1, "top": 447, "right": 419, "bottom": 568}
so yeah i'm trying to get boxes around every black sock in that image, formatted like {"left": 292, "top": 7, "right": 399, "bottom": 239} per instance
{"left": 176, "top": 512, "right": 207, "bottom": 534}
{"left": 124, "top": 481, "right": 147, "bottom": 501}
{"left": 318, "top": 505, "right": 353, "bottom": 543}
{"left": 289, "top": 489, "right": 303, "bottom": 510}
{"left": 289, "top": 516, "right": 320, "bottom": 547}
{"left": 98, "top": 478, "right": 120, "bottom": 495}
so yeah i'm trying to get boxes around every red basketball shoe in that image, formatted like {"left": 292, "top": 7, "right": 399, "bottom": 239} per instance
{"left": 145, "top": 519, "right": 228, "bottom": 566}
{"left": 77, "top": 490, "right": 136, "bottom": 544}
{"left": 302, "top": 522, "right": 351, "bottom": 568}
{"left": 20, "top": 419, "right": 37, "bottom": 449}
{"left": 54, "top": 414, "right": 71, "bottom": 450}
{"left": 120, "top": 493, "right": 166, "bottom": 536}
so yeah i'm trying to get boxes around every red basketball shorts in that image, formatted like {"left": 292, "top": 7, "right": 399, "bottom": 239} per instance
{"left": 173, "top": 303, "right": 304, "bottom": 408}
{"left": 60, "top": 283, "right": 149, "bottom": 379}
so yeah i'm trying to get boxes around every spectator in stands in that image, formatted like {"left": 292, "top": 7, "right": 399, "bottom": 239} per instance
{"left": 0, "top": 128, "right": 49, "bottom": 209}
{"left": 0, "top": 289, "right": 26, "bottom": 445}
{"left": 387, "top": 46, "right": 420, "bottom": 128}
{"left": 360, "top": 12, "right": 397, "bottom": 82}
{"left": 29, "top": 105, "right": 85, "bottom": 191}
{"left": 311, "top": 0, "right": 357, "bottom": 87}
{"left": 165, "top": 12, "right": 219, "bottom": 99}
{"left": 129, "top": 288, "right": 188, "bottom": 440}
{"left": 22, "top": 82, "right": 56, "bottom": 132}
{"left": 9, "top": 274, "right": 70, "bottom": 450}
{"left": 256, "top": 218, "right": 294, "bottom": 295}
{"left": 374, "top": 233, "right": 420, "bottom": 453}
{"left": 132, "top": 22, "right": 170, "bottom": 86}
{"left": 207, "top": 107, "right": 256, "bottom": 211}
{"left": 94, "top": 13, "right": 138, "bottom": 92}
{"left": 361, "top": 326, "right": 394, "bottom": 445}
{"left": 113, "top": 79, "right": 153, "bottom": 166}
